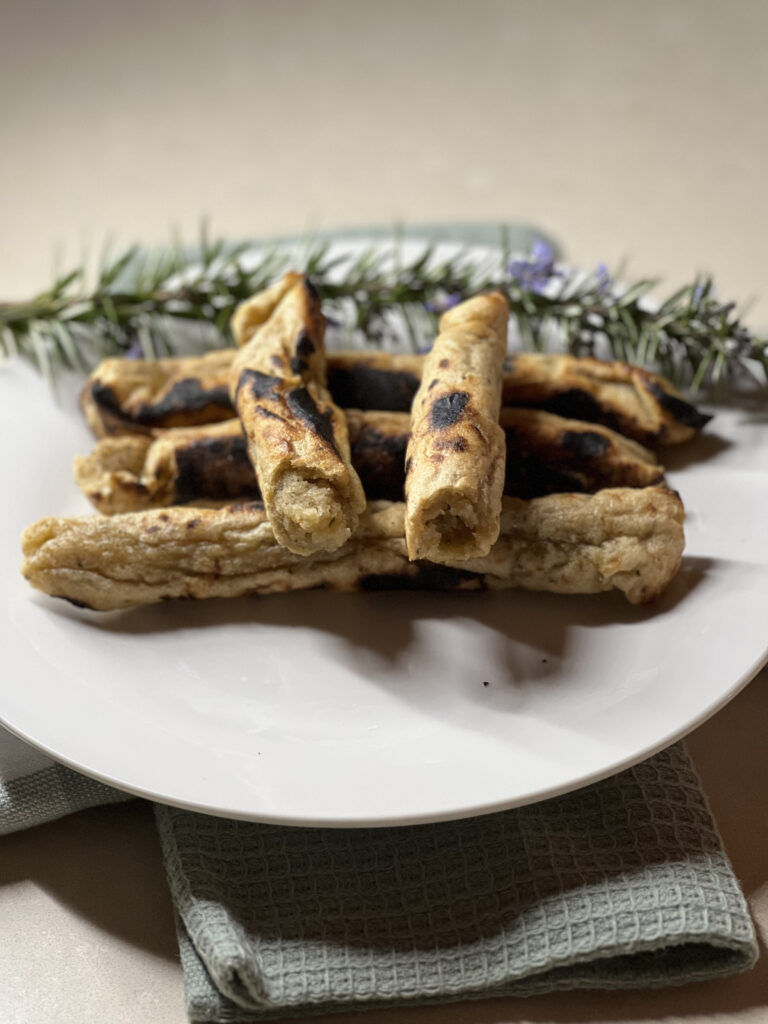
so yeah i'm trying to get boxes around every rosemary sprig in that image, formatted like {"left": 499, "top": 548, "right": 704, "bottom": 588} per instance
{"left": 1, "top": 231, "right": 766, "bottom": 392}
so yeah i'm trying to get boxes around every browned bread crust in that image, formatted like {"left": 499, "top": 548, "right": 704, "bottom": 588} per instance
{"left": 230, "top": 278, "right": 366, "bottom": 555}
{"left": 80, "top": 349, "right": 235, "bottom": 437}
{"left": 81, "top": 348, "right": 710, "bottom": 446}
{"left": 404, "top": 293, "right": 509, "bottom": 562}
{"left": 22, "top": 487, "right": 684, "bottom": 611}
{"left": 74, "top": 408, "right": 663, "bottom": 514}
{"left": 501, "top": 352, "right": 711, "bottom": 445}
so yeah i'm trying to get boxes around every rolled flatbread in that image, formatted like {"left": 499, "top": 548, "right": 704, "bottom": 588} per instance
{"left": 404, "top": 292, "right": 509, "bottom": 562}
{"left": 229, "top": 272, "right": 304, "bottom": 347}
{"left": 230, "top": 277, "right": 365, "bottom": 555}
{"left": 21, "top": 487, "right": 685, "bottom": 611}
{"left": 80, "top": 347, "right": 710, "bottom": 446}
{"left": 74, "top": 408, "right": 663, "bottom": 514}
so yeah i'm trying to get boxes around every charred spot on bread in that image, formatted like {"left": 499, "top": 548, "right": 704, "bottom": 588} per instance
{"left": 525, "top": 388, "right": 604, "bottom": 424}
{"left": 503, "top": 458, "right": 587, "bottom": 499}
{"left": 135, "top": 379, "right": 232, "bottom": 424}
{"left": 90, "top": 382, "right": 123, "bottom": 416}
{"left": 285, "top": 387, "right": 339, "bottom": 454}
{"left": 358, "top": 564, "right": 482, "bottom": 591}
{"left": 505, "top": 388, "right": 639, "bottom": 441}
{"left": 290, "top": 329, "right": 316, "bottom": 375}
{"left": 643, "top": 381, "right": 713, "bottom": 430}
{"left": 326, "top": 365, "right": 419, "bottom": 412}
{"left": 429, "top": 391, "right": 469, "bottom": 430}
{"left": 237, "top": 368, "right": 281, "bottom": 401}
{"left": 175, "top": 435, "right": 260, "bottom": 503}
{"left": 350, "top": 425, "right": 408, "bottom": 500}
{"left": 560, "top": 429, "right": 611, "bottom": 458}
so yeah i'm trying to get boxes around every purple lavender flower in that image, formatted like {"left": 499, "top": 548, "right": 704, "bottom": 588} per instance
{"left": 124, "top": 341, "right": 144, "bottom": 360}
{"left": 424, "top": 291, "right": 462, "bottom": 314}
{"left": 507, "top": 240, "right": 560, "bottom": 294}
{"left": 593, "top": 263, "right": 612, "bottom": 296}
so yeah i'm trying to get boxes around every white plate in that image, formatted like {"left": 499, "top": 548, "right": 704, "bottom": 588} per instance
{"left": 2, "top": 244, "right": 768, "bottom": 826}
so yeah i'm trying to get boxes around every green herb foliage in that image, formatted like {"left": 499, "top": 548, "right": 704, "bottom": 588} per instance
{"left": 1, "top": 229, "right": 765, "bottom": 392}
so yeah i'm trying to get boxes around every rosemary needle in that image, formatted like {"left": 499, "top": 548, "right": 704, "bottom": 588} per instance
{"left": 1, "top": 231, "right": 765, "bottom": 393}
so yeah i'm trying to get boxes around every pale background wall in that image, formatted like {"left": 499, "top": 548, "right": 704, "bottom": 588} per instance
{"left": 1, "top": 0, "right": 766, "bottom": 323}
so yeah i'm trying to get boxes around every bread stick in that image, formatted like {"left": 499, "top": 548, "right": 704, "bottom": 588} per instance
{"left": 82, "top": 348, "right": 710, "bottom": 446}
{"left": 22, "top": 487, "right": 684, "bottom": 611}
{"left": 230, "top": 277, "right": 365, "bottom": 555}
{"left": 74, "top": 409, "right": 663, "bottom": 514}
{"left": 405, "top": 292, "right": 509, "bottom": 561}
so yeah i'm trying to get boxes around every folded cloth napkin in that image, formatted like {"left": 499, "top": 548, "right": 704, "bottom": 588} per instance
{"left": 0, "top": 726, "right": 757, "bottom": 1019}
{"left": 157, "top": 744, "right": 757, "bottom": 1022}
{"left": 0, "top": 724, "right": 131, "bottom": 835}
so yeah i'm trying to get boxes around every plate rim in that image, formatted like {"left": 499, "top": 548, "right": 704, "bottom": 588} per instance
{"left": 2, "top": 636, "right": 767, "bottom": 828}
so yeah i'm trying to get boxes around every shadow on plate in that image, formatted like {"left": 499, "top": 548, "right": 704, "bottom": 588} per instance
{"left": 37, "top": 558, "right": 712, "bottom": 734}
{"left": 660, "top": 430, "right": 732, "bottom": 471}
{"left": 48, "top": 553, "right": 710, "bottom": 638}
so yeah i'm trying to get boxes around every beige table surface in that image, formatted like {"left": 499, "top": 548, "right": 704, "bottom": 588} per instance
{"left": 1, "top": 2, "right": 767, "bottom": 1021}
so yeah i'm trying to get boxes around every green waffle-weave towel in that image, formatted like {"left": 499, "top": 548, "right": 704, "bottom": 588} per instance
{"left": 156, "top": 743, "right": 757, "bottom": 1022}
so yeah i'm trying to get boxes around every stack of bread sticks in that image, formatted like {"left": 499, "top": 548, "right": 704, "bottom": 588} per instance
{"left": 21, "top": 273, "right": 713, "bottom": 612}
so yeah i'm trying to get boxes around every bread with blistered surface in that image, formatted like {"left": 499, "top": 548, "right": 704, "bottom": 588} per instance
{"left": 501, "top": 352, "right": 711, "bottom": 446}
{"left": 80, "top": 349, "right": 235, "bottom": 437}
{"left": 21, "top": 487, "right": 684, "bottom": 611}
{"left": 74, "top": 408, "right": 664, "bottom": 514}
{"left": 230, "top": 277, "right": 365, "bottom": 555}
{"left": 81, "top": 347, "right": 710, "bottom": 445}
{"left": 405, "top": 292, "right": 509, "bottom": 562}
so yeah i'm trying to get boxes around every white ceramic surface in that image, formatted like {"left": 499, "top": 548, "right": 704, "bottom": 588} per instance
{"left": 1, "top": 248, "right": 767, "bottom": 827}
